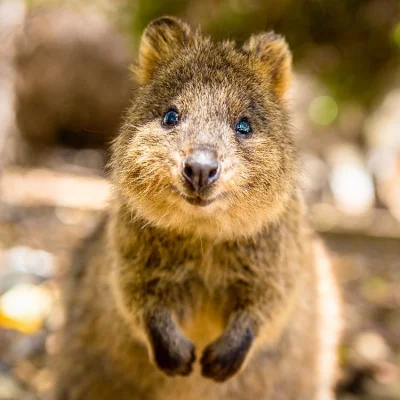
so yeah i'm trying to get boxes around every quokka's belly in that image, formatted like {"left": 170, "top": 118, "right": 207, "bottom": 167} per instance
{"left": 181, "top": 300, "right": 226, "bottom": 352}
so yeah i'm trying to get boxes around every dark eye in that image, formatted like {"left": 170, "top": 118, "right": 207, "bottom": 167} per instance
{"left": 235, "top": 118, "right": 252, "bottom": 136}
{"left": 162, "top": 109, "right": 179, "bottom": 127}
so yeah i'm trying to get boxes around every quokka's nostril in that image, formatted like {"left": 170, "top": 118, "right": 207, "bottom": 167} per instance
{"left": 208, "top": 166, "right": 218, "bottom": 180}
{"left": 184, "top": 165, "right": 193, "bottom": 178}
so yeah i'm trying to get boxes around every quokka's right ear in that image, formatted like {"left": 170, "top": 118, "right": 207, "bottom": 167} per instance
{"left": 136, "top": 16, "right": 193, "bottom": 84}
{"left": 242, "top": 32, "right": 292, "bottom": 101}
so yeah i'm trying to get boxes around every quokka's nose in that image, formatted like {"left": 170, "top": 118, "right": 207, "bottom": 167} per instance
{"left": 182, "top": 153, "right": 221, "bottom": 192}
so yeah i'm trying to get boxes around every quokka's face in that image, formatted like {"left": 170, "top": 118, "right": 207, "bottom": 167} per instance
{"left": 112, "top": 17, "right": 297, "bottom": 239}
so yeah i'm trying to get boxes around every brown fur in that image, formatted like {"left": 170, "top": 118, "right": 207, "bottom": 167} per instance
{"left": 55, "top": 17, "right": 341, "bottom": 400}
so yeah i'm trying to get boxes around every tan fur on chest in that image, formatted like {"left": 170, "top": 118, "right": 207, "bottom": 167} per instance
{"left": 182, "top": 299, "right": 226, "bottom": 352}
{"left": 180, "top": 247, "right": 234, "bottom": 350}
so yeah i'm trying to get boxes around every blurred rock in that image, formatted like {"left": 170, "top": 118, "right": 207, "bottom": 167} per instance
{"left": 0, "top": 0, "right": 26, "bottom": 172}
{"left": 0, "top": 283, "right": 53, "bottom": 334}
{"left": 366, "top": 89, "right": 400, "bottom": 222}
{"left": 14, "top": 5, "right": 133, "bottom": 162}
{"left": 0, "top": 372, "right": 33, "bottom": 400}
{"left": 3, "top": 247, "right": 56, "bottom": 279}
{"left": 0, "top": 272, "right": 38, "bottom": 296}
{"left": 352, "top": 331, "right": 390, "bottom": 365}
{"left": 0, "top": 329, "right": 47, "bottom": 369}
{"left": 328, "top": 145, "right": 375, "bottom": 215}
{"left": 0, "top": 167, "right": 110, "bottom": 210}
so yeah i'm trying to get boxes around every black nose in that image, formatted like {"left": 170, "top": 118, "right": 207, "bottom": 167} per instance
{"left": 182, "top": 154, "right": 221, "bottom": 192}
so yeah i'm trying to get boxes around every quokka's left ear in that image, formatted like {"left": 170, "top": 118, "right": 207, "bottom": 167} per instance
{"left": 242, "top": 32, "right": 292, "bottom": 100}
{"left": 136, "top": 16, "right": 193, "bottom": 85}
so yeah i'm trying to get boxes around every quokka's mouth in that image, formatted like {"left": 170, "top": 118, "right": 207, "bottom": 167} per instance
{"left": 172, "top": 187, "right": 220, "bottom": 207}
{"left": 182, "top": 195, "right": 217, "bottom": 207}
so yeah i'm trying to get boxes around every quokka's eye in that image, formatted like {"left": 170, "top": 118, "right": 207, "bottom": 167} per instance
{"left": 235, "top": 118, "right": 252, "bottom": 136}
{"left": 162, "top": 109, "right": 179, "bottom": 127}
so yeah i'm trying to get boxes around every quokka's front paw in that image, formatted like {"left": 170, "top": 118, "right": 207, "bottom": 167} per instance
{"left": 154, "top": 334, "right": 196, "bottom": 376}
{"left": 147, "top": 321, "right": 196, "bottom": 377}
{"left": 201, "top": 327, "right": 254, "bottom": 382}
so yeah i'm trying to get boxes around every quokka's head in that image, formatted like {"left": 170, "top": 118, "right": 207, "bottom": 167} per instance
{"left": 112, "top": 17, "right": 298, "bottom": 240}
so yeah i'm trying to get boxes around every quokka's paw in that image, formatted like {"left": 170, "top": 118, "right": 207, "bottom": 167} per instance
{"left": 200, "top": 327, "right": 254, "bottom": 382}
{"left": 150, "top": 330, "right": 196, "bottom": 377}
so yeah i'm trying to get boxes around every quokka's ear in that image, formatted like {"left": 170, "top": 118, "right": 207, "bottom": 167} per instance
{"left": 242, "top": 32, "right": 292, "bottom": 100}
{"left": 137, "top": 16, "right": 192, "bottom": 84}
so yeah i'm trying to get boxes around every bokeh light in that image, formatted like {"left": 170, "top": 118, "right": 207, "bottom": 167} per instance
{"left": 392, "top": 22, "right": 400, "bottom": 48}
{"left": 308, "top": 96, "right": 339, "bottom": 126}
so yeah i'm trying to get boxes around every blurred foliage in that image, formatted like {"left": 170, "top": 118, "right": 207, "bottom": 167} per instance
{"left": 123, "top": 0, "right": 400, "bottom": 108}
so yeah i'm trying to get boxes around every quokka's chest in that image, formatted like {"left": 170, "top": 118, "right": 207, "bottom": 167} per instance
{"left": 174, "top": 261, "right": 240, "bottom": 350}
{"left": 168, "top": 244, "right": 250, "bottom": 286}
{"left": 180, "top": 293, "right": 228, "bottom": 351}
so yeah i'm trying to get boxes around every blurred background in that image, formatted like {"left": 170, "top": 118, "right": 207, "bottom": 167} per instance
{"left": 0, "top": 0, "right": 399, "bottom": 399}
